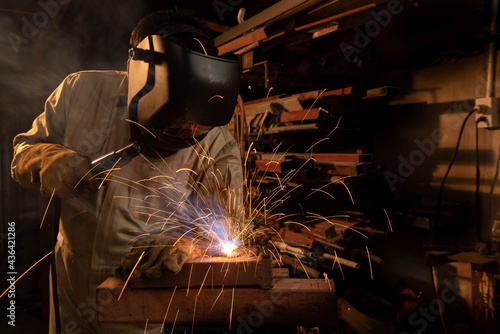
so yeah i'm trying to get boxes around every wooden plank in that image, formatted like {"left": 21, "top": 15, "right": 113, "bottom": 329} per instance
{"left": 254, "top": 152, "right": 373, "bottom": 163}
{"left": 299, "top": 221, "right": 342, "bottom": 245}
{"left": 308, "top": 221, "right": 338, "bottom": 240}
{"left": 128, "top": 255, "right": 273, "bottom": 289}
{"left": 244, "top": 96, "right": 306, "bottom": 117}
{"left": 322, "top": 86, "right": 365, "bottom": 97}
{"left": 97, "top": 277, "right": 336, "bottom": 326}
{"left": 214, "top": 0, "right": 311, "bottom": 46}
{"left": 363, "top": 86, "right": 401, "bottom": 99}
{"left": 277, "top": 228, "right": 315, "bottom": 248}
{"left": 278, "top": 108, "right": 327, "bottom": 123}
{"left": 243, "top": 94, "right": 281, "bottom": 107}
{"left": 272, "top": 267, "right": 290, "bottom": 279}
{"left": 299, "top": 152, "right": 373, "bottom": 163}
{"left": 235, "top": 42, "right": 260, "bottom": 56}
{"left": 243, "top": 86, "right": 361, "bottom": 124}
{"left": 243, "top": 90, "right": 325, "bottom": 115}
{"left": 255, "top": 160, "right": 288, "bottom": 173}
{"left": 321, "top": 162, "right": 366, "bottom": 176}
{"left": 241, "top": 50, "right": 254, "bottom": 70}
{"left": 218, "top": 27, "right": 267, "bottom": 56}
{"left": 294, "top": 3, "right": 376, "bottom": 31}
{"left": 280, "top": 255, "right": 321, "bottom": 278}
{"left": 447, "top": 252, "right": 496, "bottom": 265}
{"left": 262, "top": 123, "right": 318, "bottom": 134}
{"left": 251, "top": 152, "right": 289, "bottom": 163}
{"left": 311, "top": 22, "right": 339, "bottom": 39}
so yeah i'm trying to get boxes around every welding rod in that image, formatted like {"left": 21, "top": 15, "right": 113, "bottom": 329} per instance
{"left": 321, "top": 252, "right": 360, "bottom": 269}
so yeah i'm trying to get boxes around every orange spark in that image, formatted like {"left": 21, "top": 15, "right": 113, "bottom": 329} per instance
{"left": 125, "top": 119, "right": 157, "bottom": 138}
{"left": 172, "top": 309, "right": 180, "bottom": 333}
{"left": 118, "top": 250, "right": 145, "bottom": 301}
{"left": 208, "top": 95, "right": 224, "bottom": 102}
{"left": 40, "top": 189, "right": 56, "bottom": 228}
{"left": 160, "top": 286, "right": 177, "bottom": 333}
{"left": 333, "top": 250, "right": 345, "bottom": 281}
{"left": 186, "top": 263, "right": 194, "bottom": 297}
{"left": 366, "top": 246, "right": 373, "bottom": 279}
{"left": 229, "top": 287, "right": 235, "bottom": 330}
{"left": 193, "top": 37, "right": 207, "bottom": 55}
{"left": 209, "top": 285, "right": 225, "bottom": 313}
{"left": 0, "top": 252, "right": 52, "bottom": 299}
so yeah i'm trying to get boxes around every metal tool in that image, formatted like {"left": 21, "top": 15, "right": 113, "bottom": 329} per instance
{"left": 91, "top": 141, "right": 142, "bottom": 173}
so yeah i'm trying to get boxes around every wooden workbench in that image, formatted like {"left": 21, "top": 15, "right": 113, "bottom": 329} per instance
{"left": 97, "top": 276, "right": 337, "bottom": 327}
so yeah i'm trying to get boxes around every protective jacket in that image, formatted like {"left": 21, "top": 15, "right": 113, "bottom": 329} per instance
{"left": 11, "top": 70, "right": 244, "bottom": 333}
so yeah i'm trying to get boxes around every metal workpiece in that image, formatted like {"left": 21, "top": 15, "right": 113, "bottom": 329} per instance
{"left": 320, "top": 252, "right": 360, "bottom": 269}
{"left": 127, "top": 253, "right": 274, "bottom": 289}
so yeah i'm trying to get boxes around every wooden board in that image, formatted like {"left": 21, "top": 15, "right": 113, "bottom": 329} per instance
{"left": 214, "top": 0, "right": 315, "bottom": 46}
{"left": 321, "top": 162, "right": 366, "bottom": 176}
{"left": 254, "top": 160, "right": 294, "bottom": 174}
{"left": 128, "top": 255, "right": 273, "bottom": 289}
{"left": 97, "top": 277, "right": 336, "bottom": 326}
{"left": 253, "top": 152, "right": 373, "bottom": 163}
{"left": 278, "top": 108, "right": 328, "bottom": 123}
{"left": 218, "top": 27, "right": 267, "bottom": 56}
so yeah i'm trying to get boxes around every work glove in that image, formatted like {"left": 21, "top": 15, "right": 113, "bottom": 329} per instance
{"left": 118, "top": 234, "right": 201, "bottom": 280}
{"left": 14, "top": 143, "right": 100, "bottom": 198}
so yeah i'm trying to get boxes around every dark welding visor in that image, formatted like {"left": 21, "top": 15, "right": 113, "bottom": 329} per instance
{"left": 127, "top": 35, "right": 240, "bottom": 138}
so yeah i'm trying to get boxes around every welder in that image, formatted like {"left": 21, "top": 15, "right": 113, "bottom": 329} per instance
{"left": 11, "top": 9, "right": 243, "bottom": 334}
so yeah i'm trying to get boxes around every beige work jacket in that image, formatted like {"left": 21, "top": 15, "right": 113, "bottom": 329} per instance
{"left": 11, "top": 70, "right": 244, "bottom": 332}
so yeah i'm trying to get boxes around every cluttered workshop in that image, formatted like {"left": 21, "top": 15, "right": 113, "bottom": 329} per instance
{"left": 1, "top": 0, "right": 500, "bottom": 333}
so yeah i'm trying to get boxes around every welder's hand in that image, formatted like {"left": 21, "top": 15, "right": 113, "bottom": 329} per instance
{"left": 119, "top": 234, "right": 201, "bottom": 280}
{"left": 14, "top": 143, "right": 99, "bottom": 198}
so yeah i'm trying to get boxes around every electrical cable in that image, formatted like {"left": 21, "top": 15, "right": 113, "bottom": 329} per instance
{"left": 434, "top": 108, "right": 477, "bottom": 231}
{"left": 431, "top": 108, "right": 477, "bottom": 334}
{"left": 475, "top": 117, "right": 483, "bottom": 242}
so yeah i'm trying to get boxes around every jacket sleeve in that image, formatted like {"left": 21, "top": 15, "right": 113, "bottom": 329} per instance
{"left": 11, "top": 74, "right": 73, "bottom": 182}
{"left": 202, "top": 127, "right": 245, "bottom": 219}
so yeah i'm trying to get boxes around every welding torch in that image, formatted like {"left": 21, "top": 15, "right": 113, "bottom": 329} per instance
{"left": 273, "top": 241, "right": 361, "bottom": 269}
{"left": 91, "top": 141, "right": 143, "bottom": 174}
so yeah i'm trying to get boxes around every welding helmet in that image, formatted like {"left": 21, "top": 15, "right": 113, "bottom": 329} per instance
{"left": 127, "top": 30, "right": 240, "bottom": 153}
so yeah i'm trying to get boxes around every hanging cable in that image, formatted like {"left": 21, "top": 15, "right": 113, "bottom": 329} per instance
{"left": 432, "top": 108, "right": 476, "bottom": 334}
{"left": 475, "top": 115, "right": 487, "bottom": 242}
{"left": 434, "top": 108, "right": 477, "bottom": 230}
